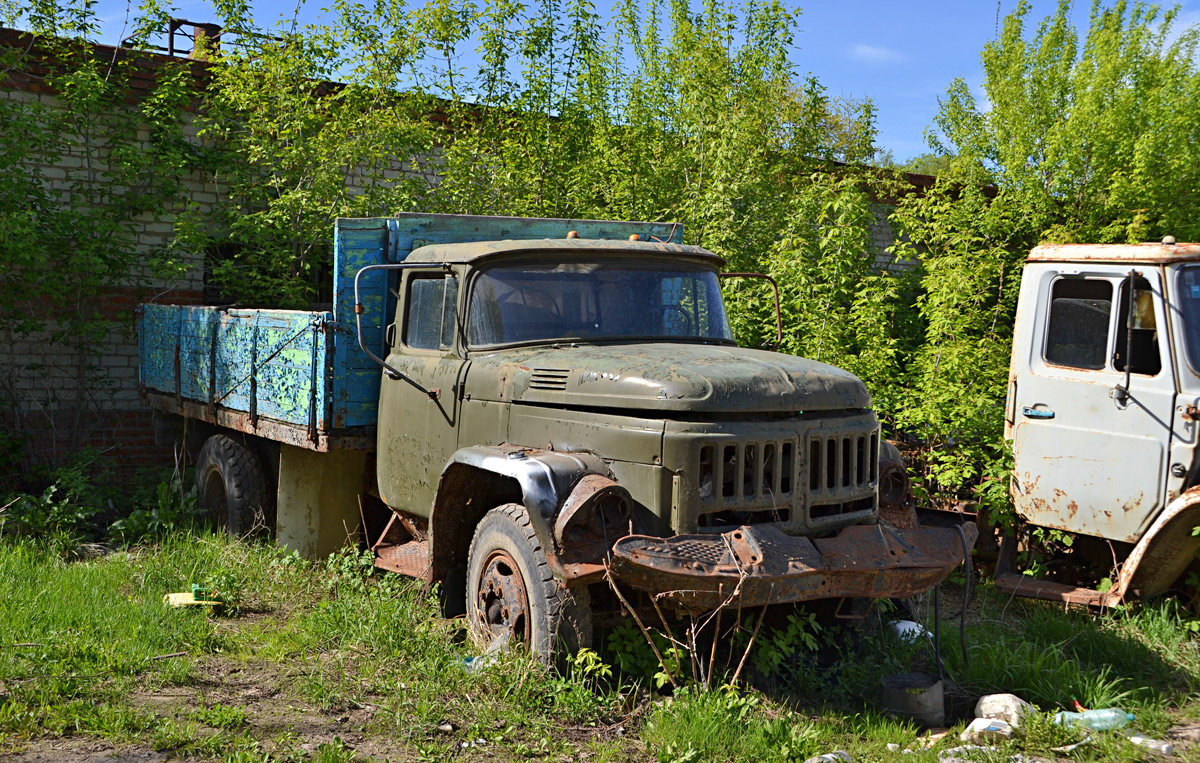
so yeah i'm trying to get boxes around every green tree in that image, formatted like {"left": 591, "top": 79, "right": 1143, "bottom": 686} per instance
{"left": 892, "top": 0, "right": 1200, "bottom": 498}
{"left": 193, "top": 0, "right": 889, "bottom": 325}
{"left": 900, "top": 152, "right": 952, "bottom": 176}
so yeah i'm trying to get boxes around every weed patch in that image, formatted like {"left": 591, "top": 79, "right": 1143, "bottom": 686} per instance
{"left": 2, "top": 530, "right": 1200, "bottom": 762}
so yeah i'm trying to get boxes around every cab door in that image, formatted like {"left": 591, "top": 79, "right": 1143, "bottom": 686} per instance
{"left": 376, "top": 269, "right": 468, "bottom": 516}
{"left": 1009, "top": 264, "right": 1176, "bottom": 542}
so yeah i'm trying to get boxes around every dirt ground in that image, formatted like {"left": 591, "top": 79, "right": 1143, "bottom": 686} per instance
{"left": 0, "top": 648, "right": 641, "bottom": 763}
{"left": 2, "top": 743, "right": 172, "bottom": 763}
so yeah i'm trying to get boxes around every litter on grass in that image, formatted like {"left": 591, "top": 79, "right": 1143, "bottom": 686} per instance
{"left": 460, "top": 631, "right": 510, "bottom": 673}
{"left": 802, "top": 751, "right": 851, "bottom": 763}
{"left": 960, "top": 717, "right": 1013, "bottom": 743}
{"left": 163, "top": 584, "right": 223, "bottom": 608}
{"left": 975, "top": 693, "right": 1034, "bottom": 726}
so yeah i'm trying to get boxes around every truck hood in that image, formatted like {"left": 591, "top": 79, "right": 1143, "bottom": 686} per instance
{"left": 474, "top": 343, "right": 871, "bottom": 413}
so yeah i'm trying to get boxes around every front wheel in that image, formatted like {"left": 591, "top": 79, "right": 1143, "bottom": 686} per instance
{"left": 466, "top": 503, "right": 590, "bottom": 662}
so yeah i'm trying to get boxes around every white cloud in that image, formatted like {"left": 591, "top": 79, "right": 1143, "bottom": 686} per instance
{"left": 848, "top": 43, "right": 908, "bottom": 65}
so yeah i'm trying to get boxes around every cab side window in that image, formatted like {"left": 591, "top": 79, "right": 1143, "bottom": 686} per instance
{"left": 405, "top": 274, "right": 459, "bottom": 351}
{"left": 1044, "top": 278, "right": 1112, "bottom": 370}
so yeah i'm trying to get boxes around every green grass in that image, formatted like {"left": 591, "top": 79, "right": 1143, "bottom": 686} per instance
{"left": 1, "top": 531, "right": 1199, "bottom": 762}
{"left": 0, "top": 534, "right": 624, "bottom": 759}
{"left": 0, "top": 535, "right": 238, "bottom": 711}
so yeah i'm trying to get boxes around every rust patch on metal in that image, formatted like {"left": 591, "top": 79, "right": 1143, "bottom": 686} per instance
{"left": 608, "top": 522, "right": 977, "bottom": 610}
{"left": 473, "top": 548, "right": 532, "bottom": 643}
{"left": 548, "top": 474, "right": 633, "bottom": 583}
{"left": 994, "top": 572, "right": 1115, "bottom": 607}
{"left": 371, "top": 511, "right": 432, "bottom": 581}
{"left": 141, "top": 389, "right": 372, "bottom": 452}
{"left": 1028, "top": 242, "right": 1200, "bottom": 264}
{"left": 1112, "top": 486, "right": 1200, "bottom": 600}
{"left": 1000, "top": 486, "right": 1200, "bottom": 607}
{"left": 878, "top": 450, "right": 918, "bottom": 530}
{"left": 375, "top": 540, "right": 432, "bottom": 581}
{"left": 1121, "top": 493, "right": 1145, "bottom": 514}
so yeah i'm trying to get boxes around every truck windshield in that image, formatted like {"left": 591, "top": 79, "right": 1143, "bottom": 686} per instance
{"left": 1178, "top": 266, "right": 1200, "bottom": 371}
{"left": 467, "top": 261, "right": 734, "bottom": 347}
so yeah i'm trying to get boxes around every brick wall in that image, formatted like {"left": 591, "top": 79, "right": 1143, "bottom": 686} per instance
{"left": 0, "top": 30, "right": 214, "bottom": 476}
{"left": 0, "top": 27, "right": 442, "bottom": 479}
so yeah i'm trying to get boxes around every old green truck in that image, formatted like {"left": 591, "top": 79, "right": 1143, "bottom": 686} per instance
{"left": 139, "top": 213, "right": 975, "bottom": 658}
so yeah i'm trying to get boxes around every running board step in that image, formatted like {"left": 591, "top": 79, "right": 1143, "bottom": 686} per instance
{"left": 993, "top": 572, "right": 1116, "bottom": 607}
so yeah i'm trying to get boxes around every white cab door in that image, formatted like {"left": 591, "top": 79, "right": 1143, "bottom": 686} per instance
{"left": 1009, "top": 264, "right": 1176, "bottom": 543}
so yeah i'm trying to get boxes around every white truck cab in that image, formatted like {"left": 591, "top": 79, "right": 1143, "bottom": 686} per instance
{"left": 1003, "top": 239, "right": 1200, "bottom": 605}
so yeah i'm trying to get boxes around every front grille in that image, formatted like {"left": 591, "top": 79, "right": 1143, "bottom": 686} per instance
{"left": 806, "top": 429, "right": 879, "bottom": 523}
{"left": 698, "top": 440, "right": 795, "bottom": 503}
{"left": 693, "top": 423, "right": 879, "bottom": 530}
{"left": 808, "top": 433, "right": 877, "bottom": 493}
{"left": 528, "top": 368, "right": 569, "bottom": 390}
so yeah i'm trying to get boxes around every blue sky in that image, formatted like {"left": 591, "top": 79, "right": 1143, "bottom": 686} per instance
{"left": 86, "top": 0, "right": 1200, "bottom": 161}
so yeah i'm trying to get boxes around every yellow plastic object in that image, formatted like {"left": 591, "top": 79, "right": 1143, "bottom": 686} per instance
{"left": 163, "top": 591, "right": 222, "bottom": 608}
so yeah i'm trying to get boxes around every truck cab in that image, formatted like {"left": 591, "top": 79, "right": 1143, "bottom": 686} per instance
{"left": 1003, "top": 239, "right": 1200, "bottom": 605}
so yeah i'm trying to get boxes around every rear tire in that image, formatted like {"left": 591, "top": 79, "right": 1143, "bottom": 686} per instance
{"left": 466, "top": 503, "right": 591, "bottom": 663}
{"left": 195, "top": 434, "right": 270, "bottom": 536}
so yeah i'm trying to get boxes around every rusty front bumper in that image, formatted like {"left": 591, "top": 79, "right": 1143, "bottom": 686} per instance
{"left": 608, "top": 522, "right": 977, "bottom": 610}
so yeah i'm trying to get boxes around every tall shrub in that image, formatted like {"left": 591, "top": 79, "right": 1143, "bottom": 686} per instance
{"left": 0, "top": 2, "right": 194, "bottom": 475}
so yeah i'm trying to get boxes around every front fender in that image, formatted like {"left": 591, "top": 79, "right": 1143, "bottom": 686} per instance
{"left": 1112, "top": 485, "right": 1200, "bottom": 600}
{"left": 444, "top": 444, "right": 612, "bottom": 518}
{"left": 428, "top": 444, "right": 613, "bottom": 584}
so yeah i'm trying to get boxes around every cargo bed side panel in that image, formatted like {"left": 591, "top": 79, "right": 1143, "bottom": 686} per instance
{"left": 138, "top": 304, "right": 336, "bottom": 434}
{"left": 332, "top": 221, "right": 390, "bottom": 428}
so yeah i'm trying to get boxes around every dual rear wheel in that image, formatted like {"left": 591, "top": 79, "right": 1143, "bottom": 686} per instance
{"left": 194, "top": 434, "right": 271, "bottom": 535}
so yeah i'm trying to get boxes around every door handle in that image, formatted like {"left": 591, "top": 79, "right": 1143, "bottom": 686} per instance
{"left": 1022, "top": 406, "right": 1055, "bottom": 419}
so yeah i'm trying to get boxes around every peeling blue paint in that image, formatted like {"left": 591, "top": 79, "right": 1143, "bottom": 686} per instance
{"left": 139, "top": 304, "right": 340, "bottom": 432}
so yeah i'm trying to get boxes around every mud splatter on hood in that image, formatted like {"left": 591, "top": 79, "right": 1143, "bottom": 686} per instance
{"left": 474, "top": 343, "right": 871, "bottom": 413}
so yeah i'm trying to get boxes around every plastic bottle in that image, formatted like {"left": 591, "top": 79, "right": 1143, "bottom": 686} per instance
{"left": 460, "top": 631, "right": 510, "bottom": 673}
{"left": 1053, "top": 708, "right": 1134, "bottom": 731}
{"left": 1127, "top": 734, "right": 1175, "bottom": 755}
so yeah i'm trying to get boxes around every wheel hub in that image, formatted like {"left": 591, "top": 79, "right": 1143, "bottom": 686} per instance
{"left": 201, "top": 469, "right": 227, "bottom": 524}
{"left": 475, "top": 549, "right": 530, "bottom": 643}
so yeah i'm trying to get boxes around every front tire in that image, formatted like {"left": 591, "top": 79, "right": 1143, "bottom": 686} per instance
{"left": 195, "top": 434, "right": 270, "bottom": 536}
{"left": 466, "top": 503, "right": 591, "bottom": 663}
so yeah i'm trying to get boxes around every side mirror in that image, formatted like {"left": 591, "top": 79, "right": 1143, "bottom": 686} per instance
{"left": 1112, "top": 268, "right": 1141, "bottom": 407}
{"left": 354, "top": 262, "right": 447, "bottom": 401}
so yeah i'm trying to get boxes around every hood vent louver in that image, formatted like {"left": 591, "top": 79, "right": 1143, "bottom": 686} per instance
{"left": 528, "top": 368, "right": 570, "bottom": 390}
